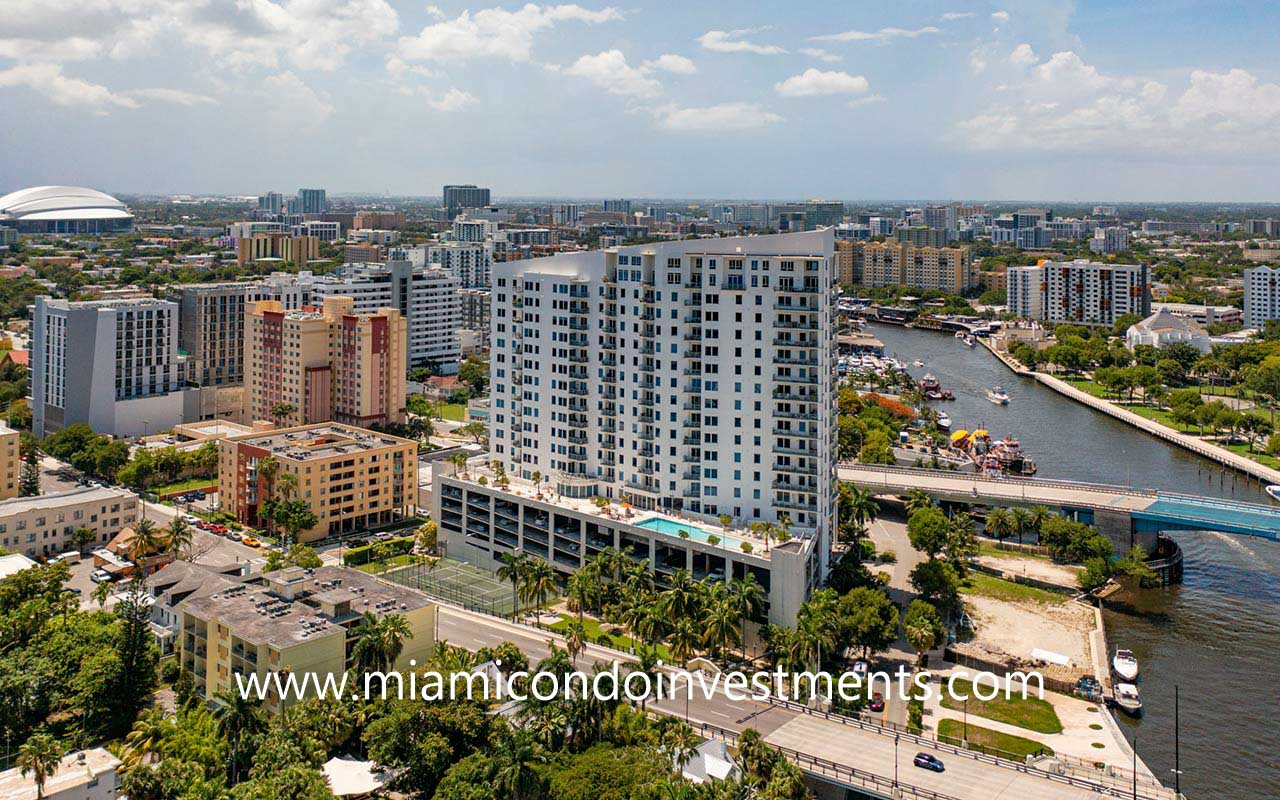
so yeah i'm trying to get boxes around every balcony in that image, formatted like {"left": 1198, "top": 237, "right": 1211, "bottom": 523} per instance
{"left": 773, "top": 408, "right": 818, "bottom": 421}
{"left": 773, "top": 319, "right": 819, "bottom": 331}
{"left": 774, "top": 496, "right": 818, "bottom": 511}
{"left": 773, "top": 461, "right": 818, "bottom": 475}
{"left": 773, "top": 426, "right": 816, "bottom": 438}
{"left": 773, "top": 373, "right": 818, "bottom": 384}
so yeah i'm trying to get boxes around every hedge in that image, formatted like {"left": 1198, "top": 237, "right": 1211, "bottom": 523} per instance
{"left": 341, "top": 536, "right": 414, "bottom": 566}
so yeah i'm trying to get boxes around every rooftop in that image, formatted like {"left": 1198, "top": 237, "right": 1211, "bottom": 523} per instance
{"left": 228, "top": 423, "right": 416, "bottom": 461}
{"left": 0, "top": 485, "right": 135, "bottom": 517}
{"left": 0, "top": 747, "right": 121, "bottom": 800}
{"left": 180, "top": 565, "right": 432, "bottom": 648}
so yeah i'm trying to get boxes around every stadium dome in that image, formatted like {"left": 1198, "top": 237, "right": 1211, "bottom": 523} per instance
{"left": 0, "top": 185, "right": 133, "bottom": 235}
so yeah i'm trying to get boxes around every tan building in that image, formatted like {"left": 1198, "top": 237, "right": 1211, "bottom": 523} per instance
{"left": 0, "top": 423, "right": 18, "bottom": 500}
{"left": 236, "top": 233, "right": 319, "bottom": 266}
{"left": 836, "top": 240, "right": 975, "bottom": 293}
{"left": 978, "top": 268, "right": 1008, "bottom": 294}
{"left": 218, "top": 423, "right": 416, "bottom": 540}
{"left": 176, "top": 564, "right": 436, "bottom": 711}
{"left": 353, "top": 210, "right": 406, "bottom": 230}
{"left": 243, "top": 296, "right": 407, "bottom": 428}
{"left": 0, "top": 486, "right": 139, "bottom": 559}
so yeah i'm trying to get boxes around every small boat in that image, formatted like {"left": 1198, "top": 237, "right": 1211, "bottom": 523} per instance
{"left": 953, "top": 331, "right": 966, "bottom": 339}
{"left": 1267, "top": 485, "right": 1280, "bottom": 503}
{"left": 935, "top": 412, "right": 952, "bottom": 430}
{"left": 1114, "top": 683, "right": 1143, "bottom": 716}
{"left": 919, "top": 374, "right": 941, "bottom": 392}
{"left": 986, "top": 386, "right": 1010, "bottom": 405}
{"left": 912, "top": 359, "right": 925, "bottom": 367}
{"left": 1113, "top": 649, "right": 1139, "bottom": 681}
{"left": 962, "top": 336, "right": 976, "bottom": 348}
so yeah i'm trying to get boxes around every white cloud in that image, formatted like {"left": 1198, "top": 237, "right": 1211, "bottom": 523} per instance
{"left": 655, "top": 101, "right": 784, "bottom": 132}
{"left": 697, "top": 28, "right": 786, "bottom": 56}
{"left": 812, "top": 26, "right": 940, "bottom": 44}
{"left": 128, "top": 88, "right": 218, "bottom": 107}
{"left": 259, "top": 70, "right": 333, "bottom": 125}
{"left": 1009, "top": 43, "right": 1037, "bottom": 66}
{"left": 0, "top": 62, "right": 139, "bottom": 113}
{"left": 385, "top": 55, "right": 441, "bottom": 80}
{"left": 397, "top": 4, "right": 622, "bottom": 64}
{"left": 643, "top": 53, "right": 697, "bottom": 75}
{"left": 427, "top": 87, "right": 477, "bottom": 111}
{"left": 941, "top": 11, "right": 976, "bottom": 21}
{"left": 775, "top": 68, "right": 870, "bottom": 98}
{"left": 848, "top": 93, "right": 886, "bottom": 108}
{"left": 566, "top": 50, "right": 662, "bottom": 97}
{"left": 799, "top": 47, "right": 843, "bottom": 63}
{"left": 991, "top": 11, "right": 1011, "bottom": 23}
{"left": 0, "top": 36, "right": 104, "bottom": 62}
{"left": 959, "top": 55, "right": 1280, "bottom": 154}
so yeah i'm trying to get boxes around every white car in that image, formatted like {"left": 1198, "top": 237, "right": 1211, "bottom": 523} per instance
{"left": 89, "top": 568, "right": 113, "bottom": 584}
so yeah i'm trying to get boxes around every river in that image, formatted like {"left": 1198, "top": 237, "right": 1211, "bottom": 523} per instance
{"left": 867, "top": 322, "right": 1280, "bottom": 800}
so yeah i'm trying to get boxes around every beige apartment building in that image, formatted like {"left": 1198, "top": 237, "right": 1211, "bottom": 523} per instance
{"left": 176, "top": 565, "right": 436, "bottom": 712}
{"left": 0, "top": 423, "right": 18, "bottom": 500}
{"left": 243, "top": 296, "right": 407, "bottom": 428}
{"left": 837, "top": 240, "right": 975, "bottom": 293}
{"left": 0, "top": 485, "right": 139, "bottom": 559}
{"left": 218, "top": 423, "right": 416, "bottom": 540}
{"left": 236, "top": 233, "right": 319, "bottom": 266}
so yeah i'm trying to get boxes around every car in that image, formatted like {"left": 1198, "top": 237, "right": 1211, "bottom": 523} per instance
{"left": 196, "top": 520, "right": 211, "bottom": 530}
{"left": 228, "top": 530, "right": 243, "bottom": 542}
{"left": 241, "top": 536, "right": 261, "bottom": 548}
{"left": 183, "top": 514, "right": 200, "bottom": 524}
{"left": 913, "top": 753, "right": 945, "bottom": 773}
{"left": 90, "top": 569, "right": 114, "bottom": 584}
{"left": 194, "top": 491, "right": 207, "bottom": 500}
{"left": 869, "top": 693, "right": 885, "bottom": 712}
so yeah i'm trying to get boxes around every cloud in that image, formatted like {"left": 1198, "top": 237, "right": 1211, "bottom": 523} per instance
{"left": 775, "top": 68, "right": 870, "bottom": 98}
{"left": 427, "top": 87, "right": 477, "bottom": 111}
{"left": 812, "top": 26, "right": 940, "bottom": 43}
{"left": 0, "top": 62, "right": 139, "bottom": 113}
{"left": 799, "top": 47, "right": 843, "bottom": 63}
{"left": 848, "top": 93, "right": 886, "bottom": 108}
{"left": 643, "top": 53, "right": 697, "bottom": 75}
{"left": 128, "top": 88, "right": 218, "bottom": 107}
{"left": 1009, "top": 43, "right": 1037, "bottom": 66}
{"left": 941, "top": 11, "right": 975, "bottom": 21}
{"left": 991, "top": 11, "right": 1010, "bottom": 23}
{"left": 566, "top": 50, "right": 662, "bottom": 97}
{"left": 697, "top": 28, "right": 786, "bottom": 55}
{"left": 259, "top": 70, "right": 333, "bottom": 125}
{"left": 397, "top": 4, "right": 622, "bottom": 64}
{"left": 655, "top": 101, "right": 784, "bottom": 131}
{"left": 959, "top": 54, "right": 1280, "bottom": 154}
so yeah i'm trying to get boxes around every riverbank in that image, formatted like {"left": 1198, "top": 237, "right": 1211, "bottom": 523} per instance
{"left": 980, "top": 339, "right": 1280, "bottom": 486}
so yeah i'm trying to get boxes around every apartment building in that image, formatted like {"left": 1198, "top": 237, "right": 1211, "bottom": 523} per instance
{"left": 0, "top": 486, "right": 139, "bottom": 559}
{"left": 32, "top": 296, "right": 193, "bottom": 438}
{"left": 0, "top": 747, "right": 121, "bottom": 800}
{"left": 235, "top": 232, "right": 319, "bottom": 266}
{"left": 293, "top": 220, "right": 342, "bottom": 242}
{"left": 242, "top": 296, "right": 407, "bottom": 428}
{"left": 218, "top": 423, "right": 416, "bottom": 540}
{"left": 1244, "top": 266, "right": 1280, "bottom": 329}
{"left": 1007, "top": 260, "right": 1151, "bottom": 326}
{"left": 1090, "top": 226, "right": 1131, "bottom": 255}
{"left": 836, "top": 240, "right": 975, "bottom": 293}
{"left": 0, "top": 423, "right": 17, "bottom": 501}
{"left": 443, "top": 230, "right": 838, "bottom": 623}
{"left": 353, "top": 210, "right": 405, "bottom": 230}
{"left": 428, "top": 241, "right": 492, "bottom": 288}
{"left": 175, "top": 564, "right": 435, "bottom": 710}
{"left": 310, "top": 257, "right": 461, "bottom": 373}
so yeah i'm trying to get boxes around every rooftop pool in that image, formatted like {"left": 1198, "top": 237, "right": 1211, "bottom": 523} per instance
{"left": 634, "top": 516, "right": 743, "bottom": 547}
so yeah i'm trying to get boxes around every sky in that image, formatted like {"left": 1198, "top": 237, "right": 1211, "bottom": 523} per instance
{"left": 4, "top": 0, "right": 1280, "bottom": 201}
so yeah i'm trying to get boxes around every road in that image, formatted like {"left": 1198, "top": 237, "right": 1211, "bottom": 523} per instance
{"left": 434, "top": 605, "right": 1175, "bottom": 800}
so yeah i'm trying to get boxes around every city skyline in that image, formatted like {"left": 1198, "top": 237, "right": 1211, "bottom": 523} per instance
{"left": 4, "top": 1, "right": 1280, "bottom": 200}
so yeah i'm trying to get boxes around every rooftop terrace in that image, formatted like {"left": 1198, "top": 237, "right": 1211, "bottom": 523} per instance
{"left": 230, "top": 424, "right": 414, "bottom": 461}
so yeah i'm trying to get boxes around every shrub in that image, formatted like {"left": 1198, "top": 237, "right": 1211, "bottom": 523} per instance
{"left": 741, "top": 542, "right": 753, "bottom": 554}
{"left": 342, "top": 536, "right": 414, "bottom": 566}
{"left": 880, "top": 549, "right": 897, "bottom": 564}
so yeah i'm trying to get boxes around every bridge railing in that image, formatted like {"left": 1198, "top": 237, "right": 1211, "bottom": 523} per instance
{"left": 763, "top": 697, "right": 1175, "bottom": 800}
{"left": 839, "top": 461, "right": 1160, "bottom": 499}
{"left": 1155, "top": 491, "right": 1280, "bottom": 515}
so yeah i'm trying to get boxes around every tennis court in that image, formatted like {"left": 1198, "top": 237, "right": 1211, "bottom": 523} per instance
{"left": 382, "top": 557, "right": 521, "bottom": 617}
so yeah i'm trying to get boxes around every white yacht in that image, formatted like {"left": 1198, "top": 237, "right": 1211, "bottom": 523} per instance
{"left": 1112, "top": 649, "right": 1139, "bottom": 681}
{"left": 935, "top": 412, "right": 952, "bottom": 430}
{"left": 986, "top": 386, "right": 1011, "bottom": 405}
{"left": 1266, "top": 485, "right": 1280, "bottom": 503}
{"left": 1114, "top": 683, "right": 1143, "bottom": 716}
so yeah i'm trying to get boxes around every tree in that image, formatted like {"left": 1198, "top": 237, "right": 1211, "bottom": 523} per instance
{"left": 909, "top": 559, "right": 961, "bottom": 609}
{"left": 128, "top": 518, "right": 165, "bottom": 561}
{"left": 857, "top": 430, "right": 894, "bottom": 465}
{"left": 72, "top": 526, "right": 97, "bottom": 554}
{"left": 984, "top": 508, "right": 1015, "bottom": 542}
{"left": 271, "top": 499, "right": 318, "bottom": 546}
{"left": 415, "top": 520, "right": 439, "bottom": 554}
{"left": 270, "top": 403, "right": 297, "bottom": 425}
{"left": 458, "top": 355, "right": 490, "bottom": 393}
{"left": 497, "top": 552, "right": 530, "bottom": 619}
{"left": 520, "top": 559, "right": 558, "bottom": 611}
{"left": 838, "top": 586, "right": 899, "bottom": 659}
{"left": 903, "top": 489, "right": 934, "bottom": 516}
{"left": 1078, "top": 557, "right": 1111, "bottom": 593}
{"left": 903, "top": 600, "right": 945, "bottom": 668}
{"left": 166, "top": 516, "right": 194, "bottom": 559}
{"left": 18, "top": 732, "right": 62, "bottom": 800}
{"left": 906, "top": 506, "right": 950, "bottom": 559}
{"left": 457, "top": 421, "right": 488, "bottom": 445}
{"left": 212, "top": 690, "right": 267, "bottom": 784}
{"left": 19, "top": 445, "right": 39, "bottom": 497}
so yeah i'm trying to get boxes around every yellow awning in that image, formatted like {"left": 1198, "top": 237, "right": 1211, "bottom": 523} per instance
{"left": 973, "top": 429, "right": 989, "bottom": 438}
{"left": 950, "top": 430, "right": 969, "bottom": 442}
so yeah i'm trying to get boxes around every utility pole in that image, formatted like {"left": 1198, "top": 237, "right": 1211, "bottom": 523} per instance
{"left": 1172, "top": 684, "right": 1183, "bottom": 797}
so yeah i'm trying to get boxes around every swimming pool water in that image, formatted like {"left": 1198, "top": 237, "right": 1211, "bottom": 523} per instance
{"left": 634, "top": 516, "right": 742, "bottom": 546}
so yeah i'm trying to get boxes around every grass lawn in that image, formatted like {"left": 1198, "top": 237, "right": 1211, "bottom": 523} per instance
{"left": 150, "top": 475, "right": 217, "bottom": 495}
{"left": 940, "top": 679, "right": 1063, "bottom": 734}
{"left": 549, "top": 613, "right": 672, "bottom": 662}
{"left": 960, "top": 572, "right": 1067, "bottom": 605}
{"left": 356, "top": 554, "right": 423, "bottom": 574}
{"left": 977, "top": 541, "right": 1052, "bottom": 561}
{"left": 437, "top": 403, "right": 467, "bottom": 421}
{"left": 937, "top": 719, "right": 1053, "bottom": 759}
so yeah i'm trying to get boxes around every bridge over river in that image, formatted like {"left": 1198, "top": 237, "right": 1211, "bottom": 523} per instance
{"left": 840, "top": 463, "right": 1280, "bottom": 542}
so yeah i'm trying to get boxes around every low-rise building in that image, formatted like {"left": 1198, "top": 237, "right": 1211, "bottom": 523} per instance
{"left": 176, "top": 565, "right": 436, "bottom": 711}
{"left": 1126, "top": 308, "right": 1211, "bottom": 353}
{"left": 219, "top": 423, "right": 417, "bottom": 541}
{"left": 0, "top": 486, "right": 138, "bottom": 560}
{"left": 0, "top": 747, "right": 121, "bottom": 800}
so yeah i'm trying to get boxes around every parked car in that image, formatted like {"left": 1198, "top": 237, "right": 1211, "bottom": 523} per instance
{"left": 241, "top": 536, "right": 261, "bottom": 548}
{"left": 194, "top": 491, "right": 207, "bottom": 500}
{"left": 90, "top": 568, "right": 114, "bottom": 584}
{"left": 869, "top": 693, "right": 885, "bottom": 712}
{"left": 913, "top": 753, "right": 945, "bottom": 773}
{"left": 228, "top": 530, "right": 243, "bottom": 542}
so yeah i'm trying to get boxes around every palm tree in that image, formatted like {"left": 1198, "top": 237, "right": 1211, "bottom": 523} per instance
{"left": 1027, "top": 505, "right": 1053, "bottom": 544}
{"left": 378, "top": 613, "right": 414, "bottom": 668}
{"left": 634, "top": 604, "right": 669, "bottom": 648}
{"left": 1010, "top": 507, "right": 1032, "bottom": 545}
{"left": 668, "top": 617, "right": 701, "bottom": 665}
{"left": 489, "top": 733, "right": 544, "bottom": 800}
{"left": 905, "top": 621, "right": 938, "bottom": 669}
{"left": 846, "top": 485, "right": 880, "bottom": 527}
{"left": 702, "top": 597, "right": 741, "bottom": 661}
{"left": 985, "top": 508, "right": 1015, "bottom": 542}
{"left": 904, "top": 489, "right": 934, "bottom": 516}
{"left": 564, "top": 620, "right": 586, "bottom": 666}
{"left": 276, "top": 471, "right": 299, "bottom": 501}
{"left": 796, "top": 589, "right": 840, "bottom": 668}
{"left": 270, "top": 402, "right": 296, "bottom": 426}
{"left": 520, "top": 559, "right": 558, "bottom": 612}
{"left": 211, "top": 690, "right": 266, "bottom": 784}
{"left": 128, "top": 518, "right": 164, "bottom": 562}
{"left": 124, "top": 706, "right": 169, "bottom": 766}
{"left": 351, "top": 611, "right": 385, "bottom": 673}
{"left": 92, "top": 579, "right": 112, "bottom": 609}
{"left": 659, "top": 569, "right": 702, "bottom": 619}
{"left": 165, "top": 516, "right": 194, "bottom": 559}
{"left": 17, "top": 733, "right": 62, "bottom": 800}
{"left": 729, "top": 575, "right": 767, "bottom": 661}
{"left": 496, "top": 551, "right": 530, "bottom": 620}
{"left": 662, "top": 721, "right": 702, "bottom": 773}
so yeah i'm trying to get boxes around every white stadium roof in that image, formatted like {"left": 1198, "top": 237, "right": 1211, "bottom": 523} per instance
{"left": 0, "top": 185, "right": 132, "bottom": 222}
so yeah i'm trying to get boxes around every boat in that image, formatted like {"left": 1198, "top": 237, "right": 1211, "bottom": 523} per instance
{"left": 1267, "top": 485, "right": 1280, "bottom": 503}
{"left": 919, "top": 374, "right": 941, "bottom": 392}
{"left": 935, "top": 412, "right": 952, "bottom": 430}
{"left": 986, "top": 386, "right": 1010, "bottom": 405}
{"left": 1114, "top": 683, "right": 1143, "bottom": 716}
{"left": 912, "top": 359, "right": 925, "bottom": 367}
{"left": 1113, "top": 649, "right": 1139, "bottom": 681}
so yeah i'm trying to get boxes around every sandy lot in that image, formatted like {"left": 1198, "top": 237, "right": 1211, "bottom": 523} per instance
{"left": 975, "top": 555, "right": 1082, "bottom": 589}
{"left": 964, "top": 595, "right": 1093, "bottom": 667}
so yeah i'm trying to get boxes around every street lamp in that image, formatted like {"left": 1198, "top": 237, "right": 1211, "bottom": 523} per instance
{"left": 893, "top": 733, "right": 899, "bottom": 787}
{"left": 963, "top": 697, "right": 969, "bottom": 748}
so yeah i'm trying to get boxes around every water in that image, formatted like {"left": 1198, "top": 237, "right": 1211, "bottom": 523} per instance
{"left": 634, "top": 515, "right": 742, "bottom": 547}
{"left": 868, "top": 323, "right": 1280, "bottom": 799}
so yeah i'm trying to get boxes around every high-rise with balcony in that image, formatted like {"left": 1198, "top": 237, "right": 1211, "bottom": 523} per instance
{"left": 242, "top": 296, "right": 406, "bottom": 428}
{"left": 1007, "top": 259, "right": 1150, "bottom": 326}
{"left": 1244, "top": 266, "right": 1280, "bottom": 329}
{"left": 443, "top": 184, "right": 491, "bottom": 217}
{"left": 436, "top": 231, "right": 838, "bottom": 623}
